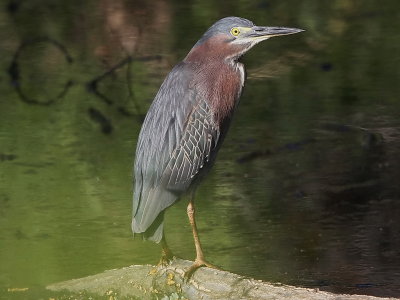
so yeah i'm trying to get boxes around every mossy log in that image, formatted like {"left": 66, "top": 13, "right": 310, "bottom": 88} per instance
{"left": 47, "top": 258, "right": 398, "bottom": 300}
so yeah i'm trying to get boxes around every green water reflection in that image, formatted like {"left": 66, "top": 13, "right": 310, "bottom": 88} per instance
{"left": 1, "top": 0, "right": 400, "bottom": 298}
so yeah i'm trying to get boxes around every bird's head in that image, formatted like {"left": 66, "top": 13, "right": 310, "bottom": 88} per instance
{"left": 186, "top": 16, "right": 304, "bottom": 62}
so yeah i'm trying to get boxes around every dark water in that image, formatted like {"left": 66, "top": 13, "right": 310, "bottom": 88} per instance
{"left": 1, "top": 0, "right": 400, "bottom": 298}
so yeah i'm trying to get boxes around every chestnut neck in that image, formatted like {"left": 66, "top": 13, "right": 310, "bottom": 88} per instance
{"left": 183, "top": 35, "right": 245, "bottom": 124}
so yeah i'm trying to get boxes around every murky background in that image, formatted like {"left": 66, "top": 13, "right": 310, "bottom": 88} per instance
{"left": 1, "top": 0, "right": 400, "bottom": 298}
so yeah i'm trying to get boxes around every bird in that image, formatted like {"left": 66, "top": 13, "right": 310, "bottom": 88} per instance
{"left": 132, "top": 16, "right": 303, "bottom": 277}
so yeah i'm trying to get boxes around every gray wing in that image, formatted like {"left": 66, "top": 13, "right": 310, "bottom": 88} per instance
{"left": 165, "top": 99, "right": 218, "bottom": 189}
{"left": 132, "top": 62, "right": 219, "bottom": 241}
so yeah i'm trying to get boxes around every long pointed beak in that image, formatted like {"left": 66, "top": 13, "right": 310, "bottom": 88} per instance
{"left": 249, "top": 26, "right": 304, "bottom": 39}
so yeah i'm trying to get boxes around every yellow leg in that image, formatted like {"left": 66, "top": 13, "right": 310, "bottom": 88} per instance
{"left": 184, "top": 196, "right": 220, "bottom": 279}
{"left": 158, "top": 234, "right": 174, "bottom": 266}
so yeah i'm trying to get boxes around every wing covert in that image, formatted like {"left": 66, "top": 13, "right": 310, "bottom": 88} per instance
{"left": 132, "top": 62, "right": 220, "bottom": 240}
{"left": 165, "top": 98, "right": 219, "bottom": 190}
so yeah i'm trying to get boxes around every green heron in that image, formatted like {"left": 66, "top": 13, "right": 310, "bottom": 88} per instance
{"left": 132, "top": 16, "right": 303, "bottom": 277}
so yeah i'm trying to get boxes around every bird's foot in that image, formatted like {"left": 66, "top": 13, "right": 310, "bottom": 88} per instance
{"left": 158, "top": 251, "right": 175, "bottom": 267}
{"left": 184, "top": 258, "right": 221, "bottom": 281}
{"left": 158, "top": 240, "right": 175, "bottom": 267}
{"left": 149, "top": 252, "right": 176, "bottom": 276}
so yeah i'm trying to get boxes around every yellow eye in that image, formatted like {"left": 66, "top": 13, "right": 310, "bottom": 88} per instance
{"left": 230, "top": 27, "right": 240, "bottom": 36}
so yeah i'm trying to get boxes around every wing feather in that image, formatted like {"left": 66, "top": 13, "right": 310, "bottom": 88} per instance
{"left": 132, "top": 63, "right": 220, "bottom": 242}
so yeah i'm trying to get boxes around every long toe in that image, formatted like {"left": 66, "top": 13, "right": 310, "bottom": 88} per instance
{"left": 203, "top": 260, "right": 220, "bottom": 270}
{"left": 184, "top": 259, "right": 221, "bottom": 280}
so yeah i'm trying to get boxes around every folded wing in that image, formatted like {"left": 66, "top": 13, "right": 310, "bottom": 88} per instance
{"left": 132, "top": 63, "right": 219, "bottom": 242}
